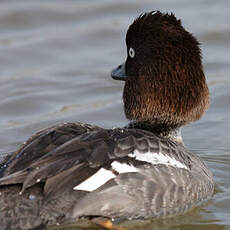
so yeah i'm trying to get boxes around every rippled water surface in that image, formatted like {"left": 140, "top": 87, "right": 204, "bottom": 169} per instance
{"left": 0, "top": 0, "right": 230, "bottom": 229}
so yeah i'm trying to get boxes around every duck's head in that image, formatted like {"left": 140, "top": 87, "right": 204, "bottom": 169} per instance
{"left": 111, "top": 11, "right": 209, "bottom": 134}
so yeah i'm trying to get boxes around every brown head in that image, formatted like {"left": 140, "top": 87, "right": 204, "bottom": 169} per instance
{"left": 111, "top": 11, "right": 209, "bottom": 133}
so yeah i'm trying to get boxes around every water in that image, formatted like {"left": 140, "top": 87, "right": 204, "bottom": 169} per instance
{"left": 0, "top": 0, "right": 230, "bottom": 229}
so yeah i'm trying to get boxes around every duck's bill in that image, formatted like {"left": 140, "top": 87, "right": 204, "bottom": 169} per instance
{"left": 111, "top": 63, "right": 127, "bottom": 81}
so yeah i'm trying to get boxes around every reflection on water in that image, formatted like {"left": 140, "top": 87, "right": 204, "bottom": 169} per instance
{"left": 0, "top": 0, "right": 230, "bottom": 229}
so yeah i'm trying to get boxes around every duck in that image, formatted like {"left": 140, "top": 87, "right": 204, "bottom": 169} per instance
{"left": 0, "top": 11, "right": 214, "bottom": 230}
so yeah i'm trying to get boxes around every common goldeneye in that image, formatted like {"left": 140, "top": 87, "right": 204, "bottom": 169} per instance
{"left": 0, "top": 11, "right": 213, "bottom": 230}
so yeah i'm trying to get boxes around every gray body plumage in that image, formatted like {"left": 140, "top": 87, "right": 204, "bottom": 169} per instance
{"left": 0, "top": 122, "right": 214, "bottom": 230}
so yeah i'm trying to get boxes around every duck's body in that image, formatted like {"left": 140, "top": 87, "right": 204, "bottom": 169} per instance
{"left": 0, "top": 122, "right": 213, "bottom": 229}
{"left": 0, "top": 11, "right": 214, "bottom": 230}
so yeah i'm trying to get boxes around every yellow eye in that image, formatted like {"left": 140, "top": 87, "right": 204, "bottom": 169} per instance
{"left": 129, "top": 47, "right": 135, "bottom": 58}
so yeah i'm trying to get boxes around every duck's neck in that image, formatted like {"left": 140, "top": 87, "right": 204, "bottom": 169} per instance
{"left": 125, "top": 121, "right": 183, "bottom": 144}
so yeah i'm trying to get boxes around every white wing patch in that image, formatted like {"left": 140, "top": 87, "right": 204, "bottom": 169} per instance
{"left": 73, "top": 161, "right": 138, "bottom": 192}
{"left": 128, "top": 150, "right": 188, "bottom": 170}
{"left": 73, "top": 168, "right": 115, "bottom": 192}
{"left": 111, "top": 161, "right": 138, "bottom": 173}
